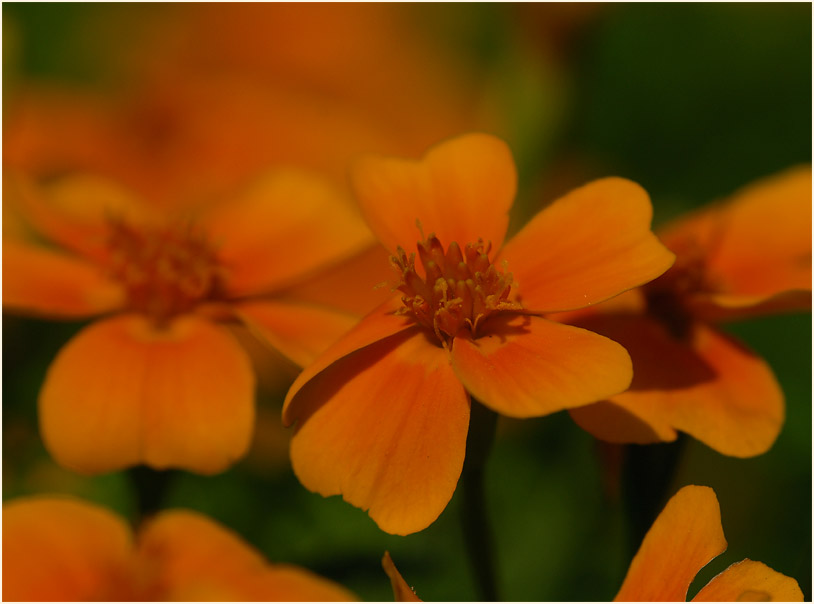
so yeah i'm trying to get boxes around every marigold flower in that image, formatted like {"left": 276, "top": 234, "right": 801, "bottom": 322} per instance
{"left": 565, "top": 167, "right": 812, "bottom": 456}
{"left": 283, "top": 133, "right": 675, "bottom": 534}
{"left": 3, "top": 169, "right": 383, "bottom": 475}
{"left": 615, "top": 485, "right": 803, "bottom": 601}
{"left": 2, "top": 495, "right": 356, "bottom": 601}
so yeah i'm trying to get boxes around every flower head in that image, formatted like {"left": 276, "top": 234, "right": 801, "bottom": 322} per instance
{"left": 3, "top": 170, "right": 387, "bottom": 474}
{"left": 283, "top": 133, "right": 675, "bottom": 534}
{"left": 565, "top": 167, "right": 812, "bottom": 456}
{"left": 615, "top": 485, "right": 803, "bottom": 601}
{"left": 2, "top": 496, "right": 355, "bottom": 601}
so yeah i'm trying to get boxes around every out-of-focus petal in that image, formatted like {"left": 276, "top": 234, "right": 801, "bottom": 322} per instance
{"left": 256, "top": 566, "right": 357, "bottom": 602}
{"left": 2, "top": 496, "right": 133, "bottom": 602}
{"left": 614, "top": 485, "right": 727, "bottom": 602}
{"left": 201, "top": 170, "right": 374, "bottom": 297}
{"left": 40, "top": 314, "right": 255, "bottom": 475}
{"left": 3, "top": 240, "right": 124, "bottom": 318}
{"left": 350, "top": 133, "right": 516, "bottom": 255}
{"left": 450, "top": 314, "right": 632, "bottom": 418}
{"left": 283, "top": 296, "right": 414, "bottom": 425}
{"left": 691, "top": 559, "right": 803, "bottom": 602}
{"left": 382, "top": 552, "right": 422, "bottom": 602}
{"left": 235, "top": 300, "right": 358, "bottom": 368}
{"left": 8, "top": 173, "right": 151, "bottom": 263}
{"left": 569, "top": 316, "right": 784, "bottom": 457}
{"left": 276, "top": 242, "right": 395, "bottom": 316}
{"left": 289, "top": 329, "right": 469, "bottom": 535}
{"left": 499, "top": 178, "right": 674, "bottom": 312}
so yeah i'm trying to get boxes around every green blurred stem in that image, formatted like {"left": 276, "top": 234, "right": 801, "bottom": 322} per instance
{"left": 128, "top": 466, "right": 176, "bottom": 520}
{"left": 461, "top": 399, "right": 500, "bottom": 601}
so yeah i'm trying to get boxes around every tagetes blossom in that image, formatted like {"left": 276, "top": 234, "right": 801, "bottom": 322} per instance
{"left": 565, "top": 167, "right": 812, "bottom": 456}
{"left": 283, "top": 133, "right": 675, "bottom": 534}
{"left": 3, "top": 170, "right": 382, "bottom": 475}
{"left": 3, "top": 496, "right": 355, "bottom": 601}
{"left": 615, "top": 485, "right": 803, "bottom": 601}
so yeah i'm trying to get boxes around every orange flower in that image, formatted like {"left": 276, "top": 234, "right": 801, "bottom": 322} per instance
{"left": 615, "top": 485, "right": 803, "bottom": 601}
{"left": 283, "top": 133, "right": 675, "bottom": 534}
{"left": 565, "top": 167, "right": 812, "bottom": 456}
{"left": 3, "top": 170, "right": 387, "bottom": 475}
{"left": 2, "top": 495, "right": 356, "bottom": 601}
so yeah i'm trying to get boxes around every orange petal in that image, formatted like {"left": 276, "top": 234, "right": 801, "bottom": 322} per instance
{"left": 257, "top": 566, "right": 357, "bottom": 602}
{"left": 7, "top": 172, "right": 151, "bottom": 263}
{"left": 289, "top": 329, "right": 470, "bottom": 535}
{"left": 685, "top": 167, "right": 810, "bottom": 318}
{"left": 450, "top": 314, "right": 632, "bottom": 418}
{"left": 235, "top": 300, "right": 358, "bottom": 368}
{"left": 350, "top": 133, "right": 516, "bottom": 254}
{"left": 2, "top": 496, "right": 133, "bottom": 602}
{"left": 382, "top": 552, "right": 422, "bottom": 602}
{"left": 276, "top": 242, "right": 395, "bottom": 316}
{"left": 201, "top": 170, "right": 374, "bottom": 297}
{"left": 692, "top": 559, "right": 803, "bottom": 602}
{"left": 3, "top": 240, "right": 124, "bottom": 318}
{"left": 614, "top": 485, "right": 727, "bottom": 602}
{"left": 499, "top": 178, "right": 674, "bottom": 312}
{"left": 40, "top": 314, "right": 255, "bottom": 475}
{"left": 283, "top": 296, "right": 414, "bottom": 425}
{"left": 569, "top": 315, "right": 784, "bottom": 457}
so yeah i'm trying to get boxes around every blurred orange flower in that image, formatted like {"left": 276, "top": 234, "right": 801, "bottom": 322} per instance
{"left": 565, "top": 167, "right": 812, "bottom": 456}
{"left": 3, "top": 170, "right": 387, "bottom": 475}
{"left": 2, "top": 495, "right": 355, "bottom": 601}
{"left": 283, "top": 133, "right": 675, "bottom": 534}
{"left": 614, "top": 485, "right": 803, "bottom": 601}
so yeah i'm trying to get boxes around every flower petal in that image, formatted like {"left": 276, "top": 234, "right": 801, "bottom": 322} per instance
{"left": 614, "top": 485, "right": 727, "bottom": 602}
{"left": 382, "top": 552, "right": 422, "bottom": 602}
{"left": 257, "top": 566, "right": 357, "bottom": 602}
{"left": 500, "top": 178, "right": 674, "bottom": 312}
{"left": 201, "top": 170, "right": 374, "bottom": 297}
{"left": 350, "top": 133, "right": 516, "bottom": 254}
{"left": 3, "top": 240, "right": 124, "bottom": 318}
{"left": 235, "top": 300, "right": 359, "bottom": 368}
{"left": 289, "top": 329, "right": 469, "bottom": 535}
{"left": 283, "top": 296, "right": 414, "bottom": 425}
{"left": 665, "top": 166, "right": 812, "bottom": 320}
{"left": 569, "top": 315, "right": 784, "bottom": 457}
{"left": 2, "top": 496, "right": 133, "bottom": 602}
{"left": 450, "top": 314, "right": 632, "bottom": 418}
{"left": 40, "top": 314, "right": 255, "bottom": 475}
{"left": 7, "top": 173, "right": 151, "bottom": 263}
{"left": 691, "top": 559, "right": 803, "bottom": 602}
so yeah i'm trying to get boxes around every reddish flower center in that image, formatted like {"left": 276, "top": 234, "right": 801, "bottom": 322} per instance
{"left": 106, "top": 218, "right": 226, "bottom": 324}
{"left": 391, "top": 234, "right": 521, "bottom": 344}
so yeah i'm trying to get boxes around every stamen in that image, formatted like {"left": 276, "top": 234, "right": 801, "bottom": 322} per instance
{"left": 391, "top": 233, "right": 522, "bottom": 344}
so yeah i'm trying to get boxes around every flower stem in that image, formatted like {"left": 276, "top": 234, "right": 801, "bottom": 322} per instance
{"left": 128, "top": 466, "right": 175, "bottom": 520}
{"left": 461, "top": 399, "right": 500, "bottom": 601}
{"left": 621, "top": 435, "right": 687, "bottom": 556}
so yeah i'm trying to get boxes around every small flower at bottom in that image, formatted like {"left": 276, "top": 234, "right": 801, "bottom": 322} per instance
{"left": 2, "top": 495, "right": 356, "bottom": 602}
{"left": 283, "top": 133, "right": 675, "bottom": 534}
{"left": 563, "top": 166, "right": 812, "bottom": 457}
{"left": 3, "top": 170, "right": 387, "bottom": 475}
{"left": 614, "top": 485, "right": 803, "bottom": 601}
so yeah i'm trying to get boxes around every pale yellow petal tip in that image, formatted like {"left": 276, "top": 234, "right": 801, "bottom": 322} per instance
{"left": 382, "top": 552, "right": 422, "bottom": 602}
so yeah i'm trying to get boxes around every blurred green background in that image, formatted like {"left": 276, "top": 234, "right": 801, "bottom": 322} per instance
{"left": 3, "top": 3, "right": 811, "bottom": 601}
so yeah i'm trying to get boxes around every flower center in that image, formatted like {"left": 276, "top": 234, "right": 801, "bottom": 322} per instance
{"left": 106, "top": 217, "right": 226, "bottom": 324}
{"left": 391, "top": 234, "right": 522, "bottom": 344}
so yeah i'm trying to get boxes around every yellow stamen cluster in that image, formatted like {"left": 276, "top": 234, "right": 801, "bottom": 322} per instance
{"left": 106, "top": 218, "right": 226, "bottom": 324}
{"left": 391, "top": 234, "right": 521, "bottom": 345}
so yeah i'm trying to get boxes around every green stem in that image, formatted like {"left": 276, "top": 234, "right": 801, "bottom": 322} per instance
{"left": 461, "top": 399, "right": 500, "bottom": 601}
{"left": 128, "top": 466, "right": 176, "bottom": 520}
{"left": 621, "top": 435, "right": 687, "bottom": 557}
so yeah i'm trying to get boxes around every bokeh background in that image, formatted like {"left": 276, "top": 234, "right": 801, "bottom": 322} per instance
{"left": 3, "top": 3, "right": 811, "bottom": 601}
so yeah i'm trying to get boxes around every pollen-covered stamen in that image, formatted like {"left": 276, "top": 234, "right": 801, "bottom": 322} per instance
{"left": 106, "top": 217, "right": 226, "bottom": 324}
{"left": 391, "top": 234, "right": 522, "bottom": 344}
